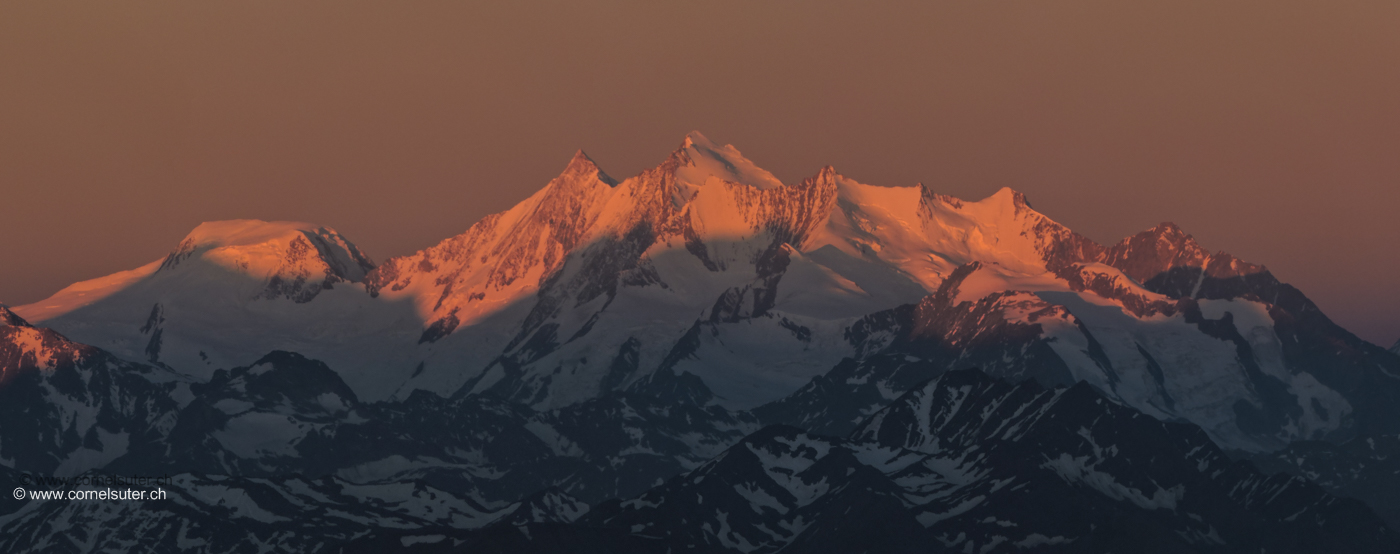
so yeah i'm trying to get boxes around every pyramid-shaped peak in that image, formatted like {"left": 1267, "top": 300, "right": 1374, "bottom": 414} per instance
{"left": 980, "top": 187, "right": 1033, "bottom": 211}
{"left": 561, "top": 149, "right": 617, "bottom": 186}
{"left": 670, "top": 131, "right": 784, "bottom": 190}
{"left": 567, "top": 148, "right": 593, "bottom": 166}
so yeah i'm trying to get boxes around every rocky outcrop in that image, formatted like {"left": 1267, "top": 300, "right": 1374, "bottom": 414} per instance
{"left": 0, "top": 308, "right": 186, "bottom": 475}
{"left": 585, "top": 370, "right": 1397, "bottom": 554}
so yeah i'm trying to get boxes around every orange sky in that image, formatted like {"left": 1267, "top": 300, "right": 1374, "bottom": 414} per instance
{"left": 2, "top": 1, "right": 1397, "bottom": 345}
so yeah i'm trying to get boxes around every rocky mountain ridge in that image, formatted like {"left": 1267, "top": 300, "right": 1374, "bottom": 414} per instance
{"left": 14, "top": 132, "right": 1400, "bottom": 454}
{"left": 5, "top": 132, "right": 1400, "bottom": 552}
{"left": 5, "top": 308, "right": 1395, "bottom": 552}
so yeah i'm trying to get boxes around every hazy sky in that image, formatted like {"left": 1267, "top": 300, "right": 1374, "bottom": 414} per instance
{"left": 2, "top": 1, "right": 1397, "bottom": 345}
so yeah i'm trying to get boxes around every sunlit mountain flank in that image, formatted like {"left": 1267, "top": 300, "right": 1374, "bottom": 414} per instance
{"left": 3, "top": 134, "right": 1398, "bottom": 552}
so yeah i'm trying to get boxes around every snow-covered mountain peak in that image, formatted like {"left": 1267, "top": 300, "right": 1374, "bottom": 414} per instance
{"left": 361, "top": 144, "right": 635, "bottom": 323}
{"left": 936, "top": 187, "right": 1040, "bottom": 225}
{"left": 11, "top": 132, "right": 1399, "bottom": 462}
{"left": 892, "top": 185, "right": 1098, "bottom": 281}
{"left": 670, "top": 130, "right": 785, "bottom": 192}
{"left": 181, "top": 220, "right": 322, "bottom": 249}
{"left": 17, "top": 219, "right": 377, "bottom": 327}
{"left": 561, "top": 149, "right": 617, "bottom": 187}
{"left": 1390, "top": 339, "right": 1400, "bottom": 355}
{"left": 985, "top": 185, "right": 1031, "bottom": 208}
{"left": 1101, "top": 221, "right": 1266, "bottom": 289}
{"left": 162, "top": 220, "right": 375, "bottom": 283}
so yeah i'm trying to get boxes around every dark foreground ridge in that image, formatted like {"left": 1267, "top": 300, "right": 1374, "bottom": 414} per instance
{"left": 330, "top": 370, "right": 1396, "bottom": 554}
{"left": 4, "top": 300, "right": 1400, "bottom": 552}
{"left": 6, "top": 134, "right": 1400, "bottom": 552}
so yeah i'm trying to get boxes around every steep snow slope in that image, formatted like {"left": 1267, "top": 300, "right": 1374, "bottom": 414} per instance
{"left": 424, "top": 141, "right": 1118, "bottom": 411}
{"left": 21, "top": 220, "right": 374, "bottom": 322}
{"left": 13, "top": 133, "right": 1108, "bottom": 411}
{"left": 379, "top": 134, "right": 927, "bottom": 408}
{"left": 16, "top": 132, "right": 1399, "bottom": 451}
{"left": 10, "top": 221, "right": 436, "bottom": 398}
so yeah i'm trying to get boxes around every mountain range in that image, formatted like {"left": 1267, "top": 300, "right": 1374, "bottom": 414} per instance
{"left": 3, "top": 132, "right": 1398, "bottom": 552}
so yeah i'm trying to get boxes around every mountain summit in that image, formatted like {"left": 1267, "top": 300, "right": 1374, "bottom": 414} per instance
{"left": 15, "top": 132, "right": 1400, "bottom": 453}
{"left": 22, "top": 220, "right": 374, "bottom": 322}
{"left": 6, "top": 132, "right": 1400, "bottom": 552}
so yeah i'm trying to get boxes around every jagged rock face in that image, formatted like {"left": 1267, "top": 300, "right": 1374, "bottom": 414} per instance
{"left": 364, "top": 151, "right": 622, "bottom": 333}
{"left": 0, "top": 331, "right": 755, "bottom": 552}
{"left": 0, "top": 354, "right": 747, "bottom": 553}
{"left": 584, "top": 370, "right": 1397, "bottom": 554}
{"left": 848, "top": 370, "right": 1396, "bottom": 552}
{"left": 754, "top": 262, "right": 1080, "bottom": 436}
{"left": 105, "top": 351, "right": 368, "bottom": 476}
{"left": 758, "top": 253, "right": 1398, "bottom": 452}
{"left": 1099, "top": 223, "right": 1262, "bottom": 289}
{"left": 414, "top": 133, "right": 1392, "bottom": 436}
{"left": 8, "top": 132, "right": 1400, "bottom": 553}
{"left": 914, "top": 186, "right": 1103, "bottom": 278}
{"left": 457, "top": 161, "right": 848, "bottom": 408}
{"left": 424, "top": 138, "right": 1144, "bottom": 412}
{"left": 1088, "top": 227, "right": 1400, "bottom": 448}
{"left": 362, "top": 137, "right": 801, "bottom": 340}
{"left": 0, "top": 308, "right": 187, "bottom": 476}
{"left": 0, "top": 306, "right": 27, "bottom": 327}
{"left": 13, "top": 131, "right": 1399, "bottom": 448}
{"left": 1, "top": 319, "right": 1395, "bottom": 552}
{"left": 87, "top": 348, "right": 757, "bottom": 506}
